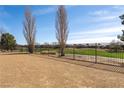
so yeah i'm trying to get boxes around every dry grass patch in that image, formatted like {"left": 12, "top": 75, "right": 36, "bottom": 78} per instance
{"left": 0, "top": 54, "right": 124, "bottom": 87}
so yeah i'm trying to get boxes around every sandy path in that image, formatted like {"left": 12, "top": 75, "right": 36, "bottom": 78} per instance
{"left": 0, "top": 54, "right": 124, "bottom": 87}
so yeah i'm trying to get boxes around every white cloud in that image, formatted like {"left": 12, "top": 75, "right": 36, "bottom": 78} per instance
{"left": 99, "top": 15, "right": 117, "bottom": 20}
{"left": 112, "top": 6, "right": 124, "bottom": 10}
{"left": 73, "top": 9, "right": 118, "bottom": 26}
{"left": 70, "top": 26, "right": 122, "bottom": 35}
{"left": 33, "top": 6, "right": 57, "bottom": 16}
{"left": 88, "top": 6, "right": 123, "bottom": 23}
{"left": 33, "top": 5, "right": 74, "bottom": 16}
{"left": 89, "top": 6, "right": 123, "bottom": 17}
{"left": 68, "top": 26, "right": 122, "bottom": 44}
{"left": 86, "top": 15, "right": 117, "bottom": 23}
{"left": 67, "top": 36, "right": 118, "bottom": 44}
{"left": 90, "top": 10, "right": 110, "bottom": 16}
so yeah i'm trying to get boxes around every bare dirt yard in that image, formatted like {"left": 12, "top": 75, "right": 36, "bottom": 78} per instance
{"left": 0, "top": 54, "right": 124, "bottom": 88}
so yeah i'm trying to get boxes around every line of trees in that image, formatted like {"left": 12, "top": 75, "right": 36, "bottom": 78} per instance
{"left": 23, "top": 5, "right": 68, "bottom": 56}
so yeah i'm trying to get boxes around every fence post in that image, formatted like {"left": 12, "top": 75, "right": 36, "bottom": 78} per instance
{"left": 48, "top": 43, "right": 49, "bottom": 56}
{"left": 73, "top": 44, "right": 76, "bottom": 60}
{"left": 95, "top": 43, "right": 97, "bottom": 63}
{"left": 58, "top": 45, "right": 60, "bottom": 57}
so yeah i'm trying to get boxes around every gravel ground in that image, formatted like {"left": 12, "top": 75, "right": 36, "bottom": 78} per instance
{"left": 0, "top": 54, "right": 124, "bottom": 88}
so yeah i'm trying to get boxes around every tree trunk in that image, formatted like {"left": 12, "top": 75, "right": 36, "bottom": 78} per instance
{"left": 60, "top": 47, "right": 65, "bottom": 56}
{"left": 28, "top": 45, "right": 34, "bottom": 53}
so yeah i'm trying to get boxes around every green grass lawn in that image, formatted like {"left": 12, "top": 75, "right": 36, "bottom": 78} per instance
{"left": 64, "top": 48, "right": 124, "bottom": 59}
{"left": 37, "top": 48, "right": 124, "bottom": 59}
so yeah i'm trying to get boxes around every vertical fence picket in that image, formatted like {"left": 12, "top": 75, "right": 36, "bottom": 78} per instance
{"left": 48, "top": 43, "right": 49, "bottom": 56}
{"left": 95, "top": 43, "right": 97, "bottom": 63}
{"left": 73, "top": 44, "right": 76, "bottom": 60}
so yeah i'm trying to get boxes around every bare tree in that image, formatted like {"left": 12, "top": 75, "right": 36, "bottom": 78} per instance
{"left": 55, "top": 5, "right": 69, "bottom": 56}
{"left": 23, "top": 8, "right": 36, "bottom": 53}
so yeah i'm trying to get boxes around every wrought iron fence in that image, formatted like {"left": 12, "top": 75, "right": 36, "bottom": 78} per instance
{"left": 41, "top": 43, "right": 124, "bottom": 67}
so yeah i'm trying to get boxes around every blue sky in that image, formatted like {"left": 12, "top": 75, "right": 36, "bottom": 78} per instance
{"left": 0, "top": 5, "right": 124, "bottom": 44}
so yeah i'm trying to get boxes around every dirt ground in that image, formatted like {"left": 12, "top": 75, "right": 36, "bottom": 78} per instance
{"left": 0, "top": 54, "right": 124, "bottom": 88}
